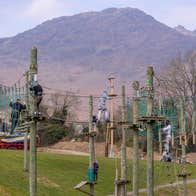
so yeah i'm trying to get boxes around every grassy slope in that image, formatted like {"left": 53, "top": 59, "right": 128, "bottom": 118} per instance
{"left": 0, "top": 150, "right": 195, "bottom": 196}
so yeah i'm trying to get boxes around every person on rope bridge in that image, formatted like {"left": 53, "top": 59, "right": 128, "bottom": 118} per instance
{"left": 92, "top": 115, "right": 97, "bottom": 125}
{"left": 93, "top": 160, "right": 99, "bottom": 181}
{"left": 30, "top": 81, "right": 43, "bottom": 115}
{"left": 97, "top": 90, "right": 110, "bottom": 123}
{"left": 10, "top": 98, "right": 26, "bottom": 134}
{"left": 0, "top": 119, "right": 2, "bottom": 132}
{"left": 161, "top": 120, "right": 172, "bottom": 161}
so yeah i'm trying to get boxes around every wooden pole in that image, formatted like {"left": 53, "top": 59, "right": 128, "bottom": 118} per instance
{"left": 192, "top": 98, "right": 196, "bottom": 144}
{"left": 120, "top": 85, "right": 127, "bottom": 196}
{"left": 4, "top": 87, "right": 7, "bottom": 131}
{"left": 158, "top": 97, "right": 162, "bottom": 154}
{"left": 180, "top": 98, "right": 187, "bottom": 196}
{"left": 146, "top": 66, "right": 154, "bottom": 196}
{"left": 114, "top": 165, "right": 119, "bottom": 196}
{"left": 132, "top": 81, "right": 139, "bottom": 196}
{"left": 29, "top": 47, "right": 38, "bottom": 196}
{"left": 105, "top": 124, "right": 109, "bottom": 157}
{"left": 108, "top": 77, "right": 116, "bottom": 158}
{"left": 193, "top": 77, "right": 196, "bottom": 144}
{"left": 89, "top": 95, "right": 95, "bottom": 195}
{"left": 24, "top": 71, "right": 30, "bottom": 172}
{"left": 14, "top": 83, "right": 17, "bottom": 100}
{"left": 171, "top": 132, "right": 174, "bottom": 147}
{"left": 158, "top": 131, "right": 162, "bottom": 155}
{"left": 24, "top": 130, "right": 29, "bottom": 172}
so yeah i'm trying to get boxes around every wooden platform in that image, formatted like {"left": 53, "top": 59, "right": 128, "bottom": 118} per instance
{"left": 74, "top": 181, "right": 88, "bottom": 189}
{"left": 118, "top": 121, "right": 138, "bottom": 129}
{"left": 74, "top": 181, "right": 97, "bottom": 189}
{"left": 108, "top": 93, "right": 117, "bottom": 97}
{"left": 177, "top": 172, "right": 191, "bottom": 178}
{"left": 74, "top": 181, "right": 97, "bottom": 196}
{"left": 138, "top": 116, "right": 165, "bottom": 123}
{"left": 115, "top": 179, "right": 131, "bottom": 185}
{"left": 83, "top": 131, "right": 97, "bottom": 137}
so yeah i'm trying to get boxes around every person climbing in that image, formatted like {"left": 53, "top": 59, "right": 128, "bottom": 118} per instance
{"left": 30, "top": 81, "right": 43, "bottom": 114}
{"left": 93, "top": 160, "right": 99, "bottom": 181}
{"left": 97, "top": 90, "right": 109, "bottom": 123}
{"left": 92, "top": 115, "right": 98, "bottom": 129}
{"left": 10, "top": 98, "right": 26, "bottom": 134}
{"left": 92, "top": 115, "right": 97, "bottom": 124}
{"left": 166, "top": 154, "right": 172, "bottom": 162}
{"left": 160, "top": 120, "right": 172, "bottom": 161}
{"left": 0, "top": 119, "right": 2, "bottom": 132}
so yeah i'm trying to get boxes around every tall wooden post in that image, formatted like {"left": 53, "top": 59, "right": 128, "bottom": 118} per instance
{"left": 114, "top": 165, "right": 119, "bottom": 196}
{"left": 108, "top": 76, "right": 117, "bottom": 158}
{"left": 192, "top": 98, "right": 196, "bottom": 144}
{"left": 24, "top": 71, "right": 30, "bottom": 172}
{"left": 18, "top": 80, "right": 21, "bottom": 98}
{"left": 146, "top": 66, "right": 154, "bottom": 196}
{"left": 158, "top": 97, "right": 163, "bottom": 154}
{"left": 89, "top": 95, "right": 95, "bottom": 195}
{"left": 180, "top": 98, "right": 187, "bottom": 196}
{"left": 132, "top": 81, "right": 139, "bottom": 196}
{"left": 193, "top": 76, "right": 196, "bottom": 144}
{"left": 7, "top": 87, "right": 11, "bottom": 123}
{"left": 3, "top": 87, "right": 7, "bottom": 131}
{"left": 120, "top": 85, "right": 127, "bottom": 196}
{"left": 14, "top": 83, "right": 17, "bottom": 100}
{"left": 29, "top": 47, "right": 38, "bottom": 196}
{"left": 24, "top": 130, "right": 29, "bottom": 172}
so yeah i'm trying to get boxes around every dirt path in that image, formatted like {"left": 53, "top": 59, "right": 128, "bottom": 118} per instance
{"left": 38, "top": 147, "right": 89, "bottom": 156}
{"left": 127, "top": 179, "right": 196, "bottom": 196}
{"left": 39, "top": 141, "right": 196, "bottom": 163}
{"left": 107, "top": 179, "right": 196, "bottom": 196}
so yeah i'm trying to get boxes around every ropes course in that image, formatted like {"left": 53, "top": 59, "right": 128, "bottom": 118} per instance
{"left": 0, "top": 47, "right": 195, "bottom": 196}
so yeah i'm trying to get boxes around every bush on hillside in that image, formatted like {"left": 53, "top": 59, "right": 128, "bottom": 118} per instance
{"left": 39, "top": 124, "right": 68, "bottom": 146}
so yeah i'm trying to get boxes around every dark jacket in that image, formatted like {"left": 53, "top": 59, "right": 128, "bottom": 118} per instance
{"left": 30, "top": 84, "right": 43, "bottom": 96}
{"left": 10, "top": 101, "right": 26, "bottom": 118}
{"left": 93, "top": 162, "right": 99, "bottom": 173}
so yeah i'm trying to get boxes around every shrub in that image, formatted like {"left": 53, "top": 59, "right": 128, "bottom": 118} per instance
{"left": 39, "top": 124, "right": 68, "bottom": 146}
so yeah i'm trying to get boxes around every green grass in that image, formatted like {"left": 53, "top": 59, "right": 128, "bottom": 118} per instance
{"left": 0, "top": 150, "right": 195, "bottom": 196}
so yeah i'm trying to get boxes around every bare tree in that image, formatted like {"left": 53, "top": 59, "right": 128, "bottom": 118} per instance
{"left": 49, "top": 91, "right": 81, "bottom": 122}
{"left": 156, "top": 51, "right": 196, "bottom": 134}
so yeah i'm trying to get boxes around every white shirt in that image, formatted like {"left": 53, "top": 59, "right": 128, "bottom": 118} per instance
{"left": 162, "top": 124, "right": 171, "bottom": 137}
{"left": 98, "top": 91, "right": 108, "bottom": 110}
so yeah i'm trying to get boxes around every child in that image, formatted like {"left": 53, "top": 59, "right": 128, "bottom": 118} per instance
{"left": 97, "top": 91, "right": 109, "bottom": 123}
{"left": 162, "top": 120, "right": 172, "bottom": 153}
{"left": 30, "top": 81, "right": 43, "bottom": 114}
{"left": 10, "top": 99, "right": 26, "bottom": 134}
{"left": 160, "top": 120, "right": 172, "bottom": 161}
{"left": 93, "top": 160, "right": 99, "bottom": 181}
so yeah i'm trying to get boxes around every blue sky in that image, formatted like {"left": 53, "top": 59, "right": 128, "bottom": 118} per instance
{"left": 0, "top": 0, "right": 196, "bottom": 38}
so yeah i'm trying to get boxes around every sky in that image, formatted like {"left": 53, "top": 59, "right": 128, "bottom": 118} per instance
{"left": 0, "top": 0, "right": 196, "bottom": 38}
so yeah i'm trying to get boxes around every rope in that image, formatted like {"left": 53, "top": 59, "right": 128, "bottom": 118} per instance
{"left": 0, "top": 72, "right": 28, "bottom": 133}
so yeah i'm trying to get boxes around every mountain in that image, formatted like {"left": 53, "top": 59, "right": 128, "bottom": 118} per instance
{"left": 174, "top": 25, "right": 196, "bottom": 37}
{"left": 0, "top": 7, "right": 196, "bottom": 93}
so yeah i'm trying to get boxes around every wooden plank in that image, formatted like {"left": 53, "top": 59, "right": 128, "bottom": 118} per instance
{"left": 137, "top": 116, "right": 165, "bottom": 122}
{"left": 74, "top": 181, "right": 88, "bottom": 189}
{"left": 115, "top": 179, "right": 131, "bottom": 185}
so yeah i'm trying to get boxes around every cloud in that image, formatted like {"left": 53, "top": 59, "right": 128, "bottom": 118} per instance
{"left": 162, "top": 5, "right": 196, "bottom": 30}
{"left": 1, "top": 0, "right": 196, "bottom": 38}
{"left": 23, "top": 0, "right": 72, "bottom": 21}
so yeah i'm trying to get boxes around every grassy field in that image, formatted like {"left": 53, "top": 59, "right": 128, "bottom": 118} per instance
{"left": 0, "top": 150, "right": 195, "bottom": 196}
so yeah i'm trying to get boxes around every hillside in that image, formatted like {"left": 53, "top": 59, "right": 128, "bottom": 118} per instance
{"left": 174, "top": 25, "right": 196, "bottom": 37}
{"left": 0, "top": 8, "right": 196, "bottom": 92}
{"left": 0, "top": 150, "right": 195, "bottom": 196}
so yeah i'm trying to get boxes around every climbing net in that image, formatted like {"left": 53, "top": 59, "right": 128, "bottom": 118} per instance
{"left": 126, "top": 86, "right": 196, "bottom": 194}
{"left": 0, "top": 72, "right": 31, "bottom": 134}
